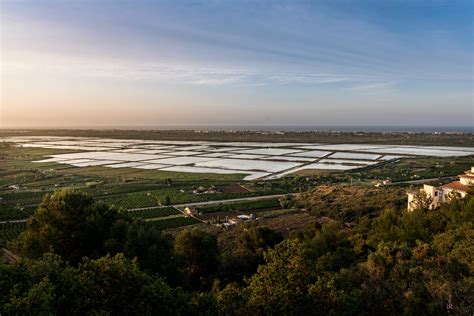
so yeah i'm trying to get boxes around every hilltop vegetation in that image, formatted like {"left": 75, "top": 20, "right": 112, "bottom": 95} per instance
{"left": 1, "top": 187, "right": 473, "bottom": 314}
{"left": 296, "top": 185, "right": 406, "bottom": 220}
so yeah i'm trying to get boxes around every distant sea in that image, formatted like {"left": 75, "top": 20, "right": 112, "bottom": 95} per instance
{"left": 106, "top": 125, "right": 473, "bottom": 133}
{"left": 5, "top": 125, "right": 473, "bottom": 133}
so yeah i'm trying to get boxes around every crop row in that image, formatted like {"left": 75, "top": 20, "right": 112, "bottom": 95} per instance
{"left": 128, "top": 207, "right": 180, "bottom": 219}
{"left": 145, "top": 216, "right": 200, "bottom": 230}
{"left": 0, "top": 203, "right": 35, "bottom": 221}
{"left": 0, "top": 222, "right": 26, "bottom": 246}
{"left": 1, "top": 191, "right": 47, "bottom": 205}
{"left": 197, "top": 198, "right": 281, "bottom": 214}
{"left": 98, "top": 192, "right": 158, "bottom": 209}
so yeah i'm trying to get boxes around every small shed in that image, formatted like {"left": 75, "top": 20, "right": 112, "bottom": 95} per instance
{"left": 184, "top": 207, "right": 198, "bottom": 216}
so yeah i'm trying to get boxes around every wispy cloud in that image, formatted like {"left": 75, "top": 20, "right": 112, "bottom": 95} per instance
{"left": 2, "top": 0, "right": 472, "bottom": 127}
{"left": 349, "top": 81, "right": 398, "bottom": 92}
{"left": 2, "top": 58, "right": 357, "bottom": 87}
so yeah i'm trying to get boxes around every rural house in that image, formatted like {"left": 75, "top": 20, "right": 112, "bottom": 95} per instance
{"left": 184, "top": 207, "right": 198, "bottom": 216}
{"left": 407, "top": 166, "right": 474, "bottom": 211}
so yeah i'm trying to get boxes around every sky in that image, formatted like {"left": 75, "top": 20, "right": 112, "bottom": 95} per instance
{"left": 0, "top": 0, "right": 473, "bottom": 128}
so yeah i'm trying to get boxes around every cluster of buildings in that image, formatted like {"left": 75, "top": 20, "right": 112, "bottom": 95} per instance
{"left": 374, "top": 179, "right": 392, "bottom": 187}
{"left": 192, "top": 186, "right": 220, "bottom": 195}
{"left": 407, "top": 167, "right": 474, "bottom": 211}
{"left": 183, "top": 206, "right": 258, "bottom": 228}
{"left": 215, "top": 214, "right": 258, "bottom": 228}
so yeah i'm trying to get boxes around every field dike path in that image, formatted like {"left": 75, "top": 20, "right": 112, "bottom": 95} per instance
{"left": 128, "top": 193, "right": 295, "bottom": 211}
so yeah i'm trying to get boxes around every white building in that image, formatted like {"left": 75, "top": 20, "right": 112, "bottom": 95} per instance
{"left": 184, "top": 207, "right": 198, "bottom": 216}
{"left": 407, "top": 167, "right": 473, "bottom": 211}
{"left": 459, "top": 166, "right": 474, "bottom": 186}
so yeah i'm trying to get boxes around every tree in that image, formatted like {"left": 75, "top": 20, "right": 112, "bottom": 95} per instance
{"left": 217, "top": 283, "right": 249, "bottom": 315}
{"left": 220, "top": 226, "right": 283, "bottom": 282}
{"left": 236, "top": 226, "right": 283, "bottom": 257}
{"left": 78, "top": 254, "right": 191, "bottom": 315}
{"left": 163, "top": 195, "right": 171, "bottom": 206}
{"left": 410, "top": 190, "right": 433, "bottom": 211}
{"left": 279, "top": 194, "right": 294, "bottom": 209}
{"left": 432, "top": 222, "right": 474, "bottom": 271}
{"left": 174, "top": 228, "right": 219, "bottom": 289}
{"left": 11, "top": 190, "right": 130, "bottom": 263}
{"left": 0, "top": 254, "right": 194, "bottom": 315}
{"left": 122, "top": 221, "right": 180, "bottom": 283}
{"left": 245, "top": 239, "right": 316, "bottom": 315}
{"left": 397, "top": 209, "right": 431, "bottom": 244}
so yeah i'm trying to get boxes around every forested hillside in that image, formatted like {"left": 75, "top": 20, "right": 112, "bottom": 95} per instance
{"left": 1, "top": 188, "right": 472, "bottom": 315}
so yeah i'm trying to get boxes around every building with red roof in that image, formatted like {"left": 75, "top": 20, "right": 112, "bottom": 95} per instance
{"left": 407, "top": 167, "right": 473, "bottom": 211}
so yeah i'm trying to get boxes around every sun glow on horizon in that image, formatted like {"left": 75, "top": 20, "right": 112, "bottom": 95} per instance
{"left": 1, "top": 1, "right": 473, "bottom": 128}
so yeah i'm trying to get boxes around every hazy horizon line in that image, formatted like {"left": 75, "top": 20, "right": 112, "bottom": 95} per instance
{"left": 1, "top": 124, "right": 472, "bottom": 133}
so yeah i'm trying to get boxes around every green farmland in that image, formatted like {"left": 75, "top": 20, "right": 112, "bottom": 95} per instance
{"left": 0, "top": 144, "right": 286, "bottom": 219}
{"left": 0, "top": 144, "right": 283, "bottom": 244}
{"left": 145, "top": 216, "right": 201, "bottom": 230}
{"left": 1, "top": 139, "right": 473, "bottom": 247}
{"left": 0, "top": 222, "right": 26, "bottom": 246}
{"left": 129, "top": 207, "right": 181, "bottom": 219}
{"left": 197, "top": 198, "right": 281, "bottom": 214}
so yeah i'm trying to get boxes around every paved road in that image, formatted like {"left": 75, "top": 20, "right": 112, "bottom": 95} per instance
{"left": 128, "top": 193, "right": 295, "bottom": 211}
{"left": 388, "top": 176, "right": 457, "bottom": 185}
{"left": 0, "top": 219, "right": 27, "bottom": 224}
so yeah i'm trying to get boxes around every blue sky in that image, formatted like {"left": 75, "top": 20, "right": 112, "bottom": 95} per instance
{"left": 1, "top": 0, "right": 472, "bottom": 127}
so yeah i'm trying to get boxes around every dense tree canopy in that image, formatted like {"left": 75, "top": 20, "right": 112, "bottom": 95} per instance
{"left": 220, "top": 225, "right": 283, "bottom": 283}
{"left": 10, "top": 190, "right": 178, "bottom": 279}
{"left": 11, "top": 190, "right": 130, "bottom": 263}
{"left": 1, "top": 189, "right": 472, "bottom": 315}
{"left": 217, "top": 193, "right": 474, "bottom": 315}
{"left": 174, "top": 228, "right": 219, "bottom": 289}
{"left": 0, "top": 254, "right": 196, "bottom": 315}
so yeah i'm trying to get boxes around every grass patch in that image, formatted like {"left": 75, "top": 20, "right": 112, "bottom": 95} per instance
{"left": 297, "top": 184, "right": 406, "bottom": 221}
